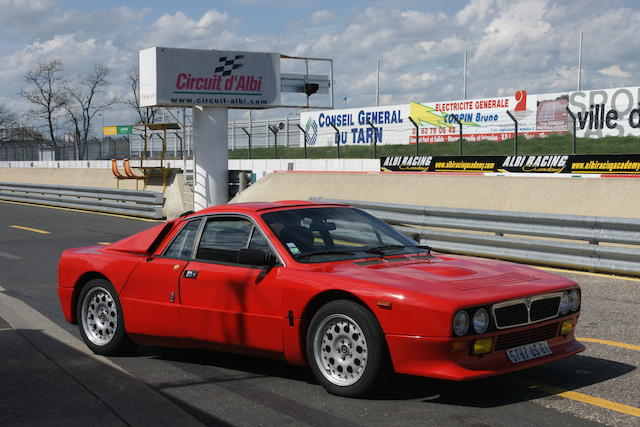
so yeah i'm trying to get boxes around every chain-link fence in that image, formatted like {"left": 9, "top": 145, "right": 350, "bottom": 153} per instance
{"left": 0, "top": 141, "right": 49, "bottom": 161}
{"left": 0, "top": 137, "right": 134, "bottom": 162}
{"left": 0, "top": 118, "right": 303, "bottom": 161}
{"left": 2, "top": 112, "right": 639, "bottom": 162}
{"left": 228, "top": 118, "right": 302, "bottom": 150}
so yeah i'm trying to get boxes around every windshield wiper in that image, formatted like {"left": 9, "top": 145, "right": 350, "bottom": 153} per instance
{"left": 296, "top": 250, "right": 358, "bottom": 260}
{"left": 365, "top": 244, "right": 431, "bottom": 255}
{"left": 365, "top": 245, "right": 409, "bottom": 255}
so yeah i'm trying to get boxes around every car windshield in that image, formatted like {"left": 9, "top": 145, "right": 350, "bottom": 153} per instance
{"left": 261, "top": 206, "right": 427, "bottom": 263}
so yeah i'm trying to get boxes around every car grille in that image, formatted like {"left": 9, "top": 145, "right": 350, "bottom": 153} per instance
{"left": 493, "top": 293, "right": 562, "bottom": 329}
{"left": 530, "top": 297, "right": 561, "bottom": 321}
{"left": 494, "top": 304, "right": 528, "bottom": 327}
{"left": 494, "top": 322, "right": 560, "bottom": 350}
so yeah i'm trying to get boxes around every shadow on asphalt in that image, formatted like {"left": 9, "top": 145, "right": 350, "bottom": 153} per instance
{"left": 133, "top": 345, "right": 635, "bottom": 407}
{"left": 141, "top": 345, "right": 314, "bottom": 385}
{"left": 0, "top": 328, "right": 212, "bottom": 426}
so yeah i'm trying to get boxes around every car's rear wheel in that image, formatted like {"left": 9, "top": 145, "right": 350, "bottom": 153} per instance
{"left": 77, "top": 279, "right": 135, "bottom": 355}
{"left": 306, "top": 299, "right": 389, "bottom": 397}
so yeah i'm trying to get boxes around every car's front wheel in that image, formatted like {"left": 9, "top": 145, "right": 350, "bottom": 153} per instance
{"left": 77, "top": 279, "right": 135, "bottom": 355}
{"left": 306, "top": 300, "right": 389, "bottom": 397}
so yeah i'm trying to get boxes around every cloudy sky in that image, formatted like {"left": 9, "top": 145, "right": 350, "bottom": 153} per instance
{"left": 0, "top": 0, "right": 638, "bottom": 128}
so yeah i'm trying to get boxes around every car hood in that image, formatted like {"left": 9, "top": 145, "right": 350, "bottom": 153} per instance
{"left": 317, "top": 253, "right": 575, "bottom": 306}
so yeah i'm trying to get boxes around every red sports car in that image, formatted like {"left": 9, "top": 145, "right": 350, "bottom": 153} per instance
{"left": 58, "top": 201, "right": 584, "bottom": 396}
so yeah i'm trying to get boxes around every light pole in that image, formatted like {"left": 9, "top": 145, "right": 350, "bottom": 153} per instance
{"left": 577, "top": 31, "right": 583, "bottom": 91}
{"left": 98, "top": 113, "right": 104, "bottom": 160}
{"left": 463, "top": 50, "right": 468, "bottom": 99}
{"left": 376, "top": 59, "right": 380, "bottom": 106}
{"left": 342, "top": 96, "right": 347, "bottom": 109}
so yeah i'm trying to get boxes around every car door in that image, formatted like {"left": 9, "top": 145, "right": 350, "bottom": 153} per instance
{"left": 120, "top": 218, "right": 201, "bottom": 338}
{"left": 179, "top": 215, "right": 284, "bottom": 353}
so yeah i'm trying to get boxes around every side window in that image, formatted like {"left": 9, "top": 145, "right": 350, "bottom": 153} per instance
{"left": 196, "top": 218, "right": 253, "bottom": 263}
{"left": 163, "top": 219, "right": 201, "bottom": 259}
{"left": 248, "top": 228, "right": 272, "bottom": 252}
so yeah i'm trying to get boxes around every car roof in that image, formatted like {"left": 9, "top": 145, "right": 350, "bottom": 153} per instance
{"left": 189, "top": 200, "right": 349, "bottom": 217}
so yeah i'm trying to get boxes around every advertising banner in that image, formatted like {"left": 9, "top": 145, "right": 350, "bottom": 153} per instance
{"left": 140, "top": 47, "right": 281, "bottom": 108}
{"left": 567, "top": 87, "right": 640, "bottom": 138}
{"left": 381, "top": 154, "right": 640, "bottom": 174}
{"left": 103, "top": 126, "right": 132, "bottom": 136}
{"left": 299, "top": 104, "right": 410, "bottom": 147}
{"left": 409, "top": 90, "right": 541, "bottom": 143}
{"left": 302, "top": 86, "right": 640, "bottom": 147}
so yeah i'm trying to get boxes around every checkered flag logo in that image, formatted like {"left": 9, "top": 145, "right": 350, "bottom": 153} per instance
{"left": 215, "top": 55, "right": 244, "bottom": 76}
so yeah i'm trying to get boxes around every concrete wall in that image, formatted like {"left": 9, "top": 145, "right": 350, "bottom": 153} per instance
{"left": 0, "top": 160, "right": 191, "bottom": 170}
{"left": 0, "top": 158, "right": 380, "bottom": 173}
{"left": 0, "top": 167, "right": 189, "bottom": 219}
{"left": 3, "top": 160, "right": 639, "bottom": 219}
{"left": 232, "top": 171, "right": 640, "bottom": 218}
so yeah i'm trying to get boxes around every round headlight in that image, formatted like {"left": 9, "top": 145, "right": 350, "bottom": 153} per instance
{"left": 472, "top": 308, "right": 489, "bottom": 334}
{"left": 453, "top": 310, "right": 469, "bottom": 336}
{"left": 559, "top": 292, "right": 570, "bottom": 314}
{"left": 569, "top": 289, "right": 580, "bottom": 311}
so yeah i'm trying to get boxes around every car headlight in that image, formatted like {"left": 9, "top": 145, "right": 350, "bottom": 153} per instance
{"left": 569, "top": 289, "right": 580, "bottom": 311}
{"left": 453, "top": 310, "right": 469, "bottom": 336}
{"left": 472, "top": 308, "right": 489, "bottom": 334}
{"left": 559, "top": 292, "right": 570, "bottom": 314}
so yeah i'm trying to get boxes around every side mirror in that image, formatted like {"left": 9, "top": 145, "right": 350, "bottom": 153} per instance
{"left": 237, "top": 248, "right": 278, "bottom": 266}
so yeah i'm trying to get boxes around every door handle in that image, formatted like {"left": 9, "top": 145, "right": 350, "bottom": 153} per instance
{"left": 184, "top": 270, "right": 198, "bottom": 279}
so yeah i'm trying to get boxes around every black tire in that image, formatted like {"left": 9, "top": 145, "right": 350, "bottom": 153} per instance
{"left": 76, "top": 279, "right": 136, "bottom": 356}
{"left": 306, "top": 299, "right": 390, "bottom": 397}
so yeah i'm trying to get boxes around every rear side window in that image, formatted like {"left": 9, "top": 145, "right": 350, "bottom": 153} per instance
{"left": 163, "top": 220, "right": 201, "bottom": 259}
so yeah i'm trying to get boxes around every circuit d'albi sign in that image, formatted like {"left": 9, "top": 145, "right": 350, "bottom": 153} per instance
{"left": 140, "top": 47, "right": 281, "bottom": 108}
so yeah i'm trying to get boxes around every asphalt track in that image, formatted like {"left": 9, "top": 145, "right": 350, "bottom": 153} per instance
{"left": 0, "top": 200, "right": 638, "bottom": 426}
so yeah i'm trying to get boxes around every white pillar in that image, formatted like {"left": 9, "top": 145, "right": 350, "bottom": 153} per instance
{"left": 193, "top": 107, "right": 228, "bottom": 211}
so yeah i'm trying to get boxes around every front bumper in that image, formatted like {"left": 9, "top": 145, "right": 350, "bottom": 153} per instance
{"left": 386, "top": 315, "right": 584, "bottom": 381}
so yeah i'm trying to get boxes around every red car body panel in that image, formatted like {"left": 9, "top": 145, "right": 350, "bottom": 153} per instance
{"left": 386, "top": 321, "right": 584, "bottom": 380}
{"left": 108, "top": 221, "right": 177, "bottom": 254}
{"left": 58, "top": 201, "right": 584, "bottom": 379}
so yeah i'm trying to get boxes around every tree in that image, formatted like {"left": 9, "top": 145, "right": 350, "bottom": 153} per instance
{"left": 125, "top": 69, "right": 159, "bottom": 125}
{"left": 0, "top": 104, "right": 13, "bottom": 141}
{"left": 22, "top": 60, "right": 66, "bottom": 146}
{"left": 0, "top": 104, "right": 14, "bottom": 127}
{"left": 62, "top": 64, "right": 117, "bottom": 160}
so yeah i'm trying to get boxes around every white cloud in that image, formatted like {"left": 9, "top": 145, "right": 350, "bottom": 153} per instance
{"left": 0, "top": 1, "right": 146, "bottom": 42}
{"left": 599, "top": 65, "right": 631, "bottom": 78}
{"left": 132, "top": 10, "right": 244, "bottom": 51}
{"left": 309, "top": 9, "right": 334, "bottom": 24}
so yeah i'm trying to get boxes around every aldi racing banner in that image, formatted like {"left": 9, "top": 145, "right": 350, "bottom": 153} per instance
{"left": 380, "top": 154, "right": 640, "bottom": 174}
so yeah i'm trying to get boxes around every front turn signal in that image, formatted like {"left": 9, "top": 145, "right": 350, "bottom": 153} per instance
{"left": 450, "top": 341, "right": 468, "bottom": 353}
{"left": 472, "top": 338, "right": 493, "bottom": 355}
{"left": 560, "top": 319, "right": 574, "bottom": 336}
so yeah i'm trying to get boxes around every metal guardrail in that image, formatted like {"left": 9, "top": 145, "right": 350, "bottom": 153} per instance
{"left": 312, "top": 197, "right": 640, "bottom": 277}
{"left": 0, "top": 182, "right": 164, "bottom": 219}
